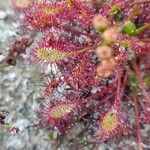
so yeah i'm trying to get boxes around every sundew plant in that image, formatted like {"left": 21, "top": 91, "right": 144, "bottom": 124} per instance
{"left": 0, "top": 0, "right": 150, "bottom": 149}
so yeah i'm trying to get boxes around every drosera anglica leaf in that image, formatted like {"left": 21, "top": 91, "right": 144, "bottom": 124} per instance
{"left": 39, "top": 100, "right": 82, "bottom": 133}
{"left": 96, "top": 103, "right": 130, "bottom": 141}
{"left": 33, "top": 47, "right": 70, "bottom": 64}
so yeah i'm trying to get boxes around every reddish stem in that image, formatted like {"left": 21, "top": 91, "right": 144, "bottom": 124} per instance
{"left": 133, "top": 63, "right": 150, "bottom": 105}
{"left": 142, "top": 38, "right": 150, "bottom": 43}
{"left": 62, "top": 25, "right": 98, "bottom": 39}
{"left": 115, "top": 71, "right": 128, "bottom": 106}
{"left": 116, "top": 72, "right": 122, "bottom": 102}
{"left": 95, "top": 93, "right": 115, "bottom": 109}
{"left": 72, "top": 44, "right": 98, "bottom": 56}
{"left": 83, "top": 84, "right": 116, "bottom": 104}
{"left": 132, "top": 92, "right": 143, "bottom": 150}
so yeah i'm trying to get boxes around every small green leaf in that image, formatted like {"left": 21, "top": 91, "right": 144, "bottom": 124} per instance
{"left": 123, "top": 21, "right": 137, "bottom": 36}
{"left": 109, "top": 5, "right": 120, "bottom": 15}
{"left": 109, "top": 4, "right": 124, "bottom": 21}
{"left": 129, "top": 73, "right": 139, "bottom": 90}
{"left": 114, "top": 10, "right": 124, "bottom": 21}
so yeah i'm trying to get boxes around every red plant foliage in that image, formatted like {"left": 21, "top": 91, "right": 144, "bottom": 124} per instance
{"left": 10, "top": 0, "right": 150, "bottom": 149}
{"left": 39, "top": 99, "right": 81, "bottom": 133}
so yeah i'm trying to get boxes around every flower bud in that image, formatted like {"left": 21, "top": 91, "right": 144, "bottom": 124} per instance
{"left": 101, "top": 57, "right": 116, "bottom": 71}
{"left": 96, "top": 65, "right": 112, "bottom": 78}
{"left": 102, "top": 28, "right": 118, "bottom": 44}
{"left": 93, "top": 15, "right": 108, "bottom": 32}
{"left": 95, "top": 46, "right": 112, "bottom": 59}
